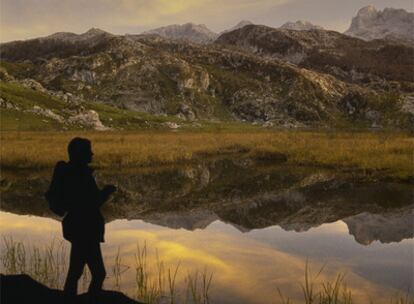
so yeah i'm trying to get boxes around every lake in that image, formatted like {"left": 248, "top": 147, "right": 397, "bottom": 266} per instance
{"left": 1, "top": 158, "right": 413, "bottom": 303}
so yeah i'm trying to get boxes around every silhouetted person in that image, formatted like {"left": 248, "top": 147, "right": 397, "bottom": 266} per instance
{"left": 46, "top": 137, "right": 116, "bottom": 303}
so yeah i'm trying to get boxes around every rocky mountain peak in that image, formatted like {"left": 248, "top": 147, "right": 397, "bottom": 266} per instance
{"left": 280, "top": 20, "right": 323, "bottom": 31}
{"left": 345, "top": 5, "right": 414, "bottom": 42}
{"left": 46, "top": 31, "right": 78, "bottom": 40}
{"left": 220, "top": 20, "right": 253, "bottom": 34}
{"left": 142, "top": 23, "right": 218, "bottom": 44}
{"left": 235, "top": 20, "right": 253, "bottom": 27}
{"left": 79, "top": 28, "right": 112, "bottom": 40}
{"left": 357, "top": 5, "right": 378, "bottom": 17}
{"left": 184, "top": 22, "right": 206, "bottom": 28}
{"left": 84, "top": 27, "right": 108, "bottom": 35}
{"left": 43, "top": 27, "right": 112, "bottom": 43}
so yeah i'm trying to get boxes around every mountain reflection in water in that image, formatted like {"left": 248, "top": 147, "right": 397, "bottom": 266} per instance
{"left": 2, "top": 160, "right": 412, "bottom": 245}
{"left": 0, "top": 159, "right": 413, "bottom": 303}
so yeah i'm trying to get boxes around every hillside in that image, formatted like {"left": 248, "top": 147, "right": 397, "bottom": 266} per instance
{"left": 215, "top": 24, "right": 414, "bottom": 83}
{"left": 0, "top": 27, "right": 413, "bottom": 131}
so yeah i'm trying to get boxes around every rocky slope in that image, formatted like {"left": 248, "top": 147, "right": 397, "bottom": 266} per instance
{"left": 0, "top": 26, "right": 413, "bottom": 130}
{"left": 142, "top": 23, "right": 218, "bottom": 43}
{"left": 280, "top": 20, "right": 323, "bottom": 31}
{"left": 215, "top": 24, "right": 414, "bottom": 83}
{"left": 344, "top": 5, "right": 414, "bottom": 43}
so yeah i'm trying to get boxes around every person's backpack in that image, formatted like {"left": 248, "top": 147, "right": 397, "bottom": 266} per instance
{"left": 45, "top": 161, "right": 68, "bottom": 216}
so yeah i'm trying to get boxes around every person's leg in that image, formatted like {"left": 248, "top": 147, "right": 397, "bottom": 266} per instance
{"left": 64, "top": 242, "right": 86, "bottom": 299}
{"left": 85, "top": 242, "right": 106, "bottom": 294}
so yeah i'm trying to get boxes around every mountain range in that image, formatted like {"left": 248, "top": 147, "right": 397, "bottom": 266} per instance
{"left": 138, "top": 6, "right": 413, "bottom": 44}
{"left": 139, "top": 6, "right": 413, "bottom": 44}
{"left": 345, "top": 5, "right": 414, "bottom": 43}
{"left": 0, "top": 5, "right": 413, "bottom": 131}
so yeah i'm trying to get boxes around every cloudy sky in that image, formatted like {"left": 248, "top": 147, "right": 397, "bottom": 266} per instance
{"left": 1, "top": 0, "right": 412, "bottom": 42}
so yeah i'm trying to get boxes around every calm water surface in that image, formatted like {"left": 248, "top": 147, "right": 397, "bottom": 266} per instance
{"left": 1, "top": 160, "right": 413, "bottom": 303}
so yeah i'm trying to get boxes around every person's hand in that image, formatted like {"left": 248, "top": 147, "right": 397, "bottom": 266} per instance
{"left": 103, "top": 185, "right": 117, "bottom": 195}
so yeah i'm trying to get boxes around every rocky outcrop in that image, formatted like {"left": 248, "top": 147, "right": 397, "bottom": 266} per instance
{"left": 0, "top": 97, "right": 20, "bottom": 110}
{"left": 68, "top": 110, "right": 109, "bottom": 130}
{"left": 142, "top": 23, "right": 218, "bottom": 43}
{"left": 344, "top": 6, "right": 414, "bottom": 42}
{"left": 0, "top": 80, "right": 109, "bottom": 130}
{"left": 19, "top": 78, "right": 47, "bottom": 92}
{"left": 29, "top": 106, "right": 64, "bottom": 123}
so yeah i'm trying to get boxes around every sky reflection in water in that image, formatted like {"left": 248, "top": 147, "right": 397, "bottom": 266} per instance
{"left": 0, "top": 211, "right": 412, "bottom": 304}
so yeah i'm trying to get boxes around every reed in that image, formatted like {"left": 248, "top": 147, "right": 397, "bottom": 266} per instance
{"left": 0, "top": 237, "right": 213, "bottom": 303}
{"left": 184, "top": 269, "right": 213, "bottom": 304}
{"left": 167, "top": 262, "right": 180, "bottom": 304}
{"left": 1, "top": 238, "right": 413, "bottom": 304}
{"left": 1, "top": 236, "right": 67, "bottom": 289}
{"left": 390, "top": 296, "right": 414, "bottom": 304}
{"left": 132, "top": 242, "right": 213, "bottom": 304}
{"left": 112, "top": 246, "right": 128, "bottom": 291}
{"left": 277, "top": 261, "right": 413, "bottom": 304}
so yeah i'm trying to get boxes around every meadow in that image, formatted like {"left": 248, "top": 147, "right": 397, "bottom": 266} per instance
{"left": 1, "top": 130, "right": 413, "bottom": 180}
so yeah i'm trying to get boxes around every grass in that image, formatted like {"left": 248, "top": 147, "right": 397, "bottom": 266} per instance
{"left": 299, "top": 262, "right": 352, "bottom": 304}
{"left": 0, "top": 61, "right": 36, "bottom": 79}
{"left": 0, "top": 237, "right": 213, "bottom": 304}
{"left": 0, "top": 131, "right": 413, "bottom": 180}
{"left": 1, "top": 238, "right": 412, "bottom": 304}
{"left": 0, "top": 82, "right": 70, "bottom": 113}
{"left": 276, "top": 261, "right": 413, "bottom": 304}
{"left": 0, "top": 108, "right": 65, "bottom": 131}
{"left": 1, "top": 236, "right": 67, "bottom": 289}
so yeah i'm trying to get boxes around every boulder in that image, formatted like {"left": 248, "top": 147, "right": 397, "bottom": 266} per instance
{"left": 20, "top": 79, "right": 47, "bottom": 93}
{"left": 29, "top": 106, "right": 65, "bottom": 123}
{"left": 0, "top": 274, "right": 142, "bottom": 304}
{"left": 164, "top": 121, "right": 180, "bottom": 129}
{"left": 68, "top": 110, "right": 109, "bottom": 130}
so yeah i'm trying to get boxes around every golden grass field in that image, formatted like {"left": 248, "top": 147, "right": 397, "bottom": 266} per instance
{"left": 1, "top": 130, "right": 413, "bottom": 179}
